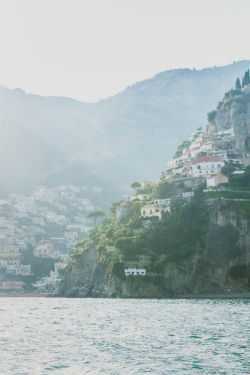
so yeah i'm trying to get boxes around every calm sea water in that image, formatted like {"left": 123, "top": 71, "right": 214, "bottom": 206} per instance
{"left": 0, "top": 298, "right": 249, "bottom": 374}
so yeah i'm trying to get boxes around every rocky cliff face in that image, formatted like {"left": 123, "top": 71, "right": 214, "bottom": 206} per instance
{"left": 208, "top": 85, "right": 250, "bottom": 152}
{"left": 60, "top": 201, "right": 250, "bottom": 297}
{"left": 60, "top": 245, "right": 166, "bottom": 298}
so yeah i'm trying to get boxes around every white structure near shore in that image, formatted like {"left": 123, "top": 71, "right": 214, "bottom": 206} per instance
{"left": 125, "top": 268, "right": 146, "bottom": 276}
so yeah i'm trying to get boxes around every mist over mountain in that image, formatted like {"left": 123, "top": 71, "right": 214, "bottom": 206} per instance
{"left": 0, "top": 60, "right": 250, "bottom": 195}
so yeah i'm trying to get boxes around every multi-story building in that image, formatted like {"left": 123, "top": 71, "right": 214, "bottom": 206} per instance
{"left": 6, "top": 265, "right": 31, "bottom": 276}
{"left": 0, "top": 246, "right": 22, "bottom": 265}
{"left": 188, "top": 156, "right": 224, "bottom": 177}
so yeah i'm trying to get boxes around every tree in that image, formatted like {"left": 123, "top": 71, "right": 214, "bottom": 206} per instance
{"left": 242, "top": 70, "right": 250, "bottom": 88}
{"left": 131, "top": 182, "right": 141, "bottom": 191}
{"left": 115, "top": 237, "right": 137, "bottom": 258}
{"left": 235, "top": 78, "right": 241, "bottom": 90}
{"left": 221, "top": 165, "right": 236, "bottom": 176}
{"left": 87, "top": 210, "right": 105, "bottom": 226}
{"left": 207, "top": 110, "right": 216, "bottom": 123}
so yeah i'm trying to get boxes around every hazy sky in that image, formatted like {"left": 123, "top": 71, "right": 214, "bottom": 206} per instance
{"left": 0, "top": 0, "right": 249, "bottom": 102}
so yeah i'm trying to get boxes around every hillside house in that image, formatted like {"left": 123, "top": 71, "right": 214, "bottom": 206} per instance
{"left": 136, "top": 194, "right": 151, "bottom": 201}
{"left": 182, "top": 192, "right": 194, "bottom": 199}
{"left": 188, "top": 156, "right": 224, "bottom": 177}
{"left": 6, "top": 265, "right": 31, "bottom": 276}
{"left": 141, "top": 202, "right": 170, "bottom": 219}
{"left": 0, "top": 246, "right": 22, "bottom": 265}
{"left": 207, "top": 172, "right": 229, "bottom": 188}
{"left": 137, "top": 255, "right": 151, "bottom": 265}
{"left": 154, "top": 199, "right": 171, "bottom": 207}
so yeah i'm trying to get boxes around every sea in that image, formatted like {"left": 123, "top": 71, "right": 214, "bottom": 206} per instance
{"left": 0, "top": 298, "right": 249, "bottom": 374}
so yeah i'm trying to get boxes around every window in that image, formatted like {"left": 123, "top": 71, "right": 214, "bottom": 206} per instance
{"left": 150, "top": 210, "right": 153, "bottom": 214}
{"left": 143, "top": 210, "right": 146, "bottom": 215}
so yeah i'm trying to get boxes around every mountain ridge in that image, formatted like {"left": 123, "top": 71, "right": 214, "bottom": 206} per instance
{"left": 0, "top": 60, "right": 250, "bottom": 195}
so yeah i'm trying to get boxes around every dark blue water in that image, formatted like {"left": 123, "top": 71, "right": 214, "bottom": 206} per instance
{"left": 0, "top": 298, "right": 249, "bottom": 374}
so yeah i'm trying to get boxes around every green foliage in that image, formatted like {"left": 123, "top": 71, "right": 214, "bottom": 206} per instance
{"left": 115, "top": 237, "right": 137, "bottom": 259}
{"left": 88, "top": 210, "right": 105, "bottom": 219}
{"left": 221, "top": 164, "right": 236, "bottom": 176}
{"left": 111, "top": 261, "right": 126, "bottom": 280}
{"left": 87, "top": 210, "right": 105, "bottom": 226}
{"left": 178, "top": 140, "right": 191, "bottom": 149}
{"left": 138, "top": 185, "right": 154, "bottom": 195}
{"left": 153, "top": 181, "right": 176, "bottom": 199}
{"left": 207, "top": 110, "right": 217, "bottom": 122}
{"left": 110, "top": 201, "right": 120, "bottom": 215}
{"left": 235, "top": 78, "right": 241, "bottom": 90}
{"left": 131, "top": 182, "right": 141, "bottom": 190}
{"left": 229, "top": 264, "right": 247, "bottom": 280}
{"left": 135, "top": 194, "right": 209, "bottom": 262}
{"left": 106, "top": 226, "right": 115, "bottom": 239}
{"left": 242, "top": 69, "right": 250, "bottom": 88}
{"left": 71, "top": 239, "right": 90, "bottom": 258}
{"left": 224, "top": 89, "right": 241, "bottom": 101}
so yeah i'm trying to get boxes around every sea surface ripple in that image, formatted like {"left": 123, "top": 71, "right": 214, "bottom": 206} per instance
{"left": 0, "top": 298, "right": 249, "bottom": 374}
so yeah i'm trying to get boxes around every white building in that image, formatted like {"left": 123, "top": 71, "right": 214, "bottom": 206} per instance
{"left": 136, "top": 194, "right": 151, "bottom": 201}
{"left": 33, "top": 242, "right": 55, "bottom": 258}
{"left": 125, "top": 268, "right": 146, "bottom": 276}
{"left": 67, "top": 224, "right": 84, "bottom": 231}
{"left": 6, "top": 265, "right": 31, "bottom": 276}
{"left": 182, "top": 192, "right": 194, "bottom": 199}
{"left": 189, "top": 156, "right": 224, "bottom": 177}
{"left": 141, "top": 202, "right": 170, "bottom": 220}
{"left": 154, "top": 199, "right": 171, "bottom": 207}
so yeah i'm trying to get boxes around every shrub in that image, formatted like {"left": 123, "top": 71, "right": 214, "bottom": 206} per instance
{"left": 207, "top": 110, "right": 217, "bottom": 122}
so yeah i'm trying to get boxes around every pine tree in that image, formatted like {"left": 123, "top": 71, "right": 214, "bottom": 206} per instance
{"left": 242, "top": 70, "right": 250, "bottom": 88}
{"left": 235, "top": 78, "right": 241, "bottom": 90}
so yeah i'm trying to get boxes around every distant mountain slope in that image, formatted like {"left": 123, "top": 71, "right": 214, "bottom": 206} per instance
{"left": 0, "top": 60, "right": 249, "bottom": 195}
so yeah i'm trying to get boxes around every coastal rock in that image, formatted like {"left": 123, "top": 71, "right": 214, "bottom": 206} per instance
{"left": 59, "top": 202, "right": 250, "bottom": 298}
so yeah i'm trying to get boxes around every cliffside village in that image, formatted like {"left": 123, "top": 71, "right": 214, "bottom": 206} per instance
{"left": 115, "top": 124, "right": 250, "bottom": 277}
{"left": 164, "top": 126, "right": 249, "bottom": 183}
{"left": 0, "top": 184, "right": 106, "bottom": 293}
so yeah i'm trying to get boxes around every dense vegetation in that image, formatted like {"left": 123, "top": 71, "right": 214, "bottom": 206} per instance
{"left": 72, "top": 180, "right": 210, "bottom": 277}
{"left": 207, "top": 69, "right": 250, "bottom": 121}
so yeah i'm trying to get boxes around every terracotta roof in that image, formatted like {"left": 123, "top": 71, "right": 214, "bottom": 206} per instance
{"left": 195, "top": 156, "right": 221, "bottom": 163}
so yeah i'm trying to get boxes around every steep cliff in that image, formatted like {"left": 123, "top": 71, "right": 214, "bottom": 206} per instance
{"left": 60, "top": 245, "right": 166, "bottom": 298}
{"left": 59, "top": 201, "right": 250, "bottom": 297}
{"left": 208, "top": 85, "right": 250, "bottom": 152}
